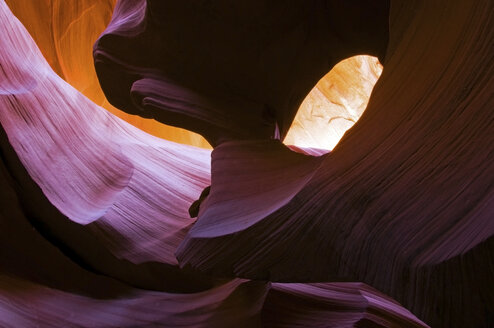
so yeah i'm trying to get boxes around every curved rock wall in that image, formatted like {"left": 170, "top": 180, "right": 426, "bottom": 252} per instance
{"left": 4, "top": 0, "right": 210, "bottom": 148}
{"left": 94, "top": 0, "right": 389, "bottom": 146}
{"left": 0, "top": 0, "right": 492, "bottom": 327}
{"left": 175, "top": 1, "right": 494, "bottom": 327}
{"left": 5, "top": 0, "right": 384, "bottom": 151}
{"left": 175, "top": 1, "right": 494, "bottom": 326}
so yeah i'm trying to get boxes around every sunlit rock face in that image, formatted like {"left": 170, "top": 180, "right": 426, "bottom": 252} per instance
{"left": 94, "top": 0, "right": 389, "bottom": 146}
{"left": 0, "top": 0, "right": 493, "bottom": 328}
{"left": 4, "top": 0, "right": 210, "bottom": 148}
{"left": 5, "top": 0, "right": 383, "bottom": 151}
{"left": 285, "top": 55, "right": 382, "bottom": 150}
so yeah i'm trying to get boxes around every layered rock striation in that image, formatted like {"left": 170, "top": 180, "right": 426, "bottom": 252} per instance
{"left": 0, "top": 0, "right": 429, "bottom": 327}
{"left": 0, "top": 0, "right": 492, "bottom": 327}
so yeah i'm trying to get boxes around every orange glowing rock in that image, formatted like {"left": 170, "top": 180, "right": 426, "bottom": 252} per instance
{"left": 1, "top": 0, "right": 493, "bottom": 327}
{"left": 284, "top": 56, "right": 382, "bottom": 150}
{"left": 6, "top": 0, "right": 383, "bottom": 151}
{"left": 5, "top": 0, "right": 210, "bottom": 148}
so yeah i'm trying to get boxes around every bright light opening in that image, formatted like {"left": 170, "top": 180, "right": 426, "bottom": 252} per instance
{"left": 284, "top": 55, "right": 382, "bottom": 151}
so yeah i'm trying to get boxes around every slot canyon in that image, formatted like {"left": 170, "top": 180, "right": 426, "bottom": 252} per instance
{"left": 0, "top": 0, "right": 492, "bottom": 327}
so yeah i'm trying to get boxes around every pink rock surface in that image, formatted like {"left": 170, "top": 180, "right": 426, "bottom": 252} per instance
{"left": 0, "top": 274, "right": 268, "bottom": 328}
{"left": 0, "top": 0, "right": 492, "bottom": 327}
{"left": 262, "top": 283, "right": 428, "bottom": 328}
{"left": 175, "top": 1, "right": 494, "bottom": 326}
{"left": 4, "top": 0, "right": 210, "bottom": 148}
{"left": 0, "top": 0, "right": 429, "bottom": 326}
{"left": 0, "top": 0, "right": 212, "bottom": 292}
